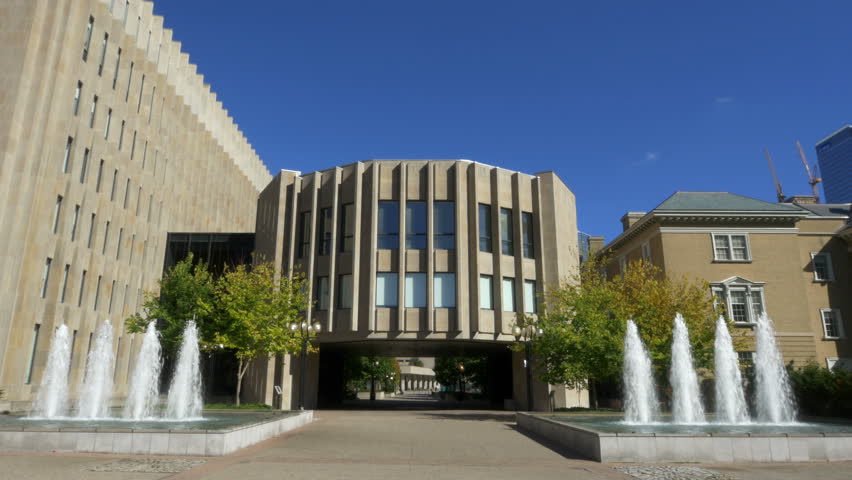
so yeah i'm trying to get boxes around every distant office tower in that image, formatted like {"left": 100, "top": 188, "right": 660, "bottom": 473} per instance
{"left": 816, "top": 125, "right": 852, "bottom": 203}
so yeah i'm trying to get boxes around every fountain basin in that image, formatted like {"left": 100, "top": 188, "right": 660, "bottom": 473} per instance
{"left": 517, "top": 413, "right": 852, "bottom": 463}
{"left": 0, "top": 410, "right": 312, "bottom": 456}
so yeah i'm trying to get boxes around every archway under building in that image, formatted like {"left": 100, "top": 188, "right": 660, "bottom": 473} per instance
{"left": 315, "top": 340, "right": 515, "bottom": 410}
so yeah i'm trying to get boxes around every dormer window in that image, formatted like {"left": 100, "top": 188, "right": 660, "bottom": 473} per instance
{"left": 712, "top": 233, "right": 750, "bottom": 261}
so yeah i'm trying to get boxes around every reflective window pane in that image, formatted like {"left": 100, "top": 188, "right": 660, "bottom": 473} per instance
{"left": 434, "top": 273, "right": 456, "bottom": 308}
{"left": 378, "top": 201, "right": 399, "bottom": 249}
{"left": 434, "top": 201, "right": 455, "bottom": 250}
{"left": 479, "top": 204, "right": 492, "bottom": 252}
{"left": 404, "top": 273, "right": 426, "bottom": 308}
{"left": 405, "top": 201, "right": 426, "bottom": 249}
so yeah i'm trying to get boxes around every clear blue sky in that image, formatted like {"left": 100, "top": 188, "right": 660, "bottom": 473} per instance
{"left": 153, "top": 0, "right": 852, "bottom": 242}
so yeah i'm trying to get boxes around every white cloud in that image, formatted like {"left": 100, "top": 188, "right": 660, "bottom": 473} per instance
{"left": 715, "top": 96, "right": 734, "bottom": 104}
{"left": 645, "top": 151, "right": 659, "bottom": 162}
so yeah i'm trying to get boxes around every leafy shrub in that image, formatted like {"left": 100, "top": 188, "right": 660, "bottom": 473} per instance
{"left": 788, "top": 363, "right": 852, "bottom": 418}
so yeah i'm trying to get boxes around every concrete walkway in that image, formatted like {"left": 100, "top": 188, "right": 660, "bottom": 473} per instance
{"left": 1, "top": 410, "right": 851, "bottom": 479}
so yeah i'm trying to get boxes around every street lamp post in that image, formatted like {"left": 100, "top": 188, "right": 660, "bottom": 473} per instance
{"left": 290, "top": 320, "right": 321, "bottom": 410}
{"left": 456, "top": 362, "right": 465, "bottom": 400}
{"left": 513, "top": 320, "right": 542, "bottom": 411}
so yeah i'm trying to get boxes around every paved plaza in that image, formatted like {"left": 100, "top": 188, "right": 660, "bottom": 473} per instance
{"left": 1, "top": 409, "right": 851, "bottom": 480}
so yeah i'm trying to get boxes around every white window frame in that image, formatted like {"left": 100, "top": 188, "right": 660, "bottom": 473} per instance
{"left": 711, "top": 233, "right": 751, "bottom": 262}
{"left": 711, "top": 277, "right": 766, "bottom": 326}
{"left": 820, "top": 309, "right": 844, "bottom": 339}
{"left": 811, "top": 252, "right": 834, "bottom": 282}
{"left": 641, "top": 241, "right": 651, "bottom": 262}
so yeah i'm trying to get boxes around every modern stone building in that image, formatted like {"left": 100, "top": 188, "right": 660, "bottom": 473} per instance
{"left": 599, "top": 192, "right": 852, "bottom": 370}
{"left": 0, "top": 0, "right": 270, "bottom": 410}
{"left": 250, "top": 161, "right": 585, "bottom": 410}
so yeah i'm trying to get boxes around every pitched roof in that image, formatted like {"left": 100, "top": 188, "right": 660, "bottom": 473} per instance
{"left": 654, "top": 192, "right": 803, "bottom": 212}
{"left": 793, "top": 203, "right": 852, "bottom": 218}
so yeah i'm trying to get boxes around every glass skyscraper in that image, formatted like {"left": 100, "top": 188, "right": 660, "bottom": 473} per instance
{"left": 816, "top": 125, "right": 852, "bottom": 203}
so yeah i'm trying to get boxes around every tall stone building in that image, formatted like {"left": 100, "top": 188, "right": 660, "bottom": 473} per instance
{"left": 0, "top": 0, "right": 270, "bottom": 409}
{"left": 251, "top": 161, "right": 585, "bottom": 410}
{"left": 600, "top": 192, "right": 852, "bottom": 370}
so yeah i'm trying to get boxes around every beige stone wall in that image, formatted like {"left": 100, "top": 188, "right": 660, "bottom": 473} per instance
{"left": 0, "top": 0, "right": 270, "bottom": 407}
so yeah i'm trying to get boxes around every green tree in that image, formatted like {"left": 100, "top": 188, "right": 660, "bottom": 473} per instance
{"left": 214, "top": 263, "right": 311, "bottom": 405}
{"left": 125, "top": 254, "right": 217, "bottom": 353}
{"left": 532, "top": 257, "right": 718, "bottom": 406}
{"left": 434, "top": 356, "right": 487, "bottom": 394}
{"left": 343, "top": 356, "right": 397, "bottom": 399}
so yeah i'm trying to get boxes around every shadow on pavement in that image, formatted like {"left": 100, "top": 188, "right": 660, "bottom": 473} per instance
{"left": 508, "top": 424, "right": 594, "bottom": 461}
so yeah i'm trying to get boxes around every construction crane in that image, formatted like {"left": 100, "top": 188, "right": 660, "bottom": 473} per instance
{"left": 796, "top": 140, "right": 822, "bottom": 202}
{"left": 764, "top": 149, "right": 785, "bottom": 202}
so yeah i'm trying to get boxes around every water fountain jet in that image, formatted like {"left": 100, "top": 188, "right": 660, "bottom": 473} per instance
{"left": 123, "top": 322, "right": 162, "bottom": 419}
{"left": 754, "top": 313, "right": 796, "bottom": 423}
{"left": 76, "top": 320, "right": 115, "bottom": 419}
{"left": 165, "top": 321, "right": 203, "bottom": 419}
{"left": 670, "top": 313, "right": 705, "bottom": 424}
{"left": 30, "top": 324, "right": 71, "bottom": 418}
{"left": 623, "top": 320, "right": 659, "bottom": 423}
{"left": 714, "top": 316, "right": 749, "bottom": 423}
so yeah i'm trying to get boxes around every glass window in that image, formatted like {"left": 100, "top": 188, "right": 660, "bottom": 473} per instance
{"left": 297, "top": 211, "right": 310, "bottom": 258}
{"left": 108, "top": 279, "right": 116, "bottom": 313}
{"left": 116, "top": 228, "right": 123, "bottom": 260}
{"left": 102, "top": 221, "right": 110, "bottom": 254}
{"left": 70, "top": 205, "right": 80, "bottom": 241}
{"left": 500, "top": 208, "right": 514, "bottom": 255}
{"left": 339, "top": 203, "right": 354, "bottom": 252}
{"left": 434, "top": 273, "right": 456, "bottom": 308}
{"left": 89, "top": 94, "right": 98, "bottom": 128}
{"left": 82, "top": 16, "right": 93, "bottom": 61}
{"left": 79, "top": 147, "right": 89, "bottom": 184}
{"left": 376, "top": 272, "right": 398, "bottom": 307}
{"left": 52, "top": 195, "right": 63, "bottom": 233}
{"left": 112, "top": 48, "right": 121, "bottom": 89}
{"left": 434, "top": 201, "right": 455, "bottom": 250}
{"left": 524, "top": 280, "right": 537, "bottom": 313}
{"left": 104, "top": 108, "right": 112, "bottom": 139}
{"left": 25, "top": 324, "right": 40, "bottom": 384}
{"left": 338, "top": 274, "right": 353, "bottom": 309}
{"left": 377, "top": 201, "right": 399, "bottom": 249}
{"left": 118, "top": 120, "right": 125, "bottom": 150}
{"left": 641, "top": 241, "right": 651, "bottom": 261}
{"left": 316, "top": 276, "right": 329, "bottom": 311}
{"left": 317, "top": 208, "right": 332, "bottom": 255}
{"left": 502, "top": 277, "right": 516, "bottom": 312}
{"left": 60, "top": 264, "right": 70, "bottom": 303}
{"left": 712, "top": 234, "right": 750, "bottom": 261}
{"left": 95, "top": 159, "right": 104, "bottom": 192}
{"left": 97, "top": 33, "right": 108, "bottom": 75}
{"left": 41, "top": 258, "right": 52, "bottom": 298}
{"left": 62, "top": 136, "right": 73, "bottom": 173}
{"left": 123, "top": 178, "right": 130, "bottom": 208}
{"left": 479, "top": 275, "right": 493, "bottom": 310}
{"left": 479, "top": 204, "right": 492, "bottom": 252}
{"left": 93, "top": 275, "right": 102, "bottom": 310}
{"left": 125, "top": 62, "right": 133, "bottom": 102}
{"left": 73, "top": 81, "right": 82, "bottom": 115}
{"left": 405, "top": 201, "right": 426, "bottom": 249}
{"left": 78, "top": 270, "right": 87, "bottom": 307}
{"left": 404, "top": 273, "right": 427, "bottom": 308}
{"left": 137, "top": 74, "right": 145, "bottom": 113}
{"left": 812, "top": 253, "right": 834, "bottom": 282}
{"left": 87, "top": 213, "right": 95, "bottom": 248}
{"left": 521, "top": 212, "right": 534, "bottom": 258}
{"left": 821, "top": 309, "right": 844, "bottom": 338}
{"left": 110, "top": 168, "right": 117, "bottom": 200}
{"left": 729, "top": 290, "right": 747, "bottom": 323}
